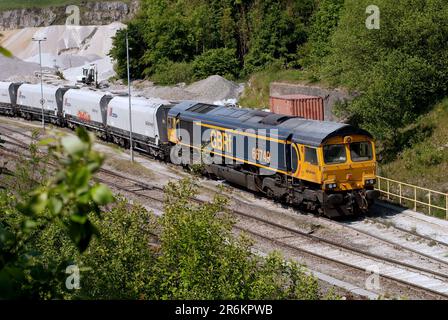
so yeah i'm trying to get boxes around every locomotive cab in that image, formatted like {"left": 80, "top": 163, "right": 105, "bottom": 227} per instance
{"left": 290, "top": 133, "right": 379, "bottom": 217}
{"left": 320, "top": 135, "right": 377, "bottom": 192}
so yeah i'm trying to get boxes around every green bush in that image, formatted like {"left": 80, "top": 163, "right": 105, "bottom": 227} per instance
{"left": 319, "top": 0, "right": 448, "bottom": 148}
{"left": 109, "top": 20, "right": 147, "bottom": 80}
{"left": 109, "top": 0, "right": 316, "bottom": 81}
{"left": 192, "top": 48, "right": 240, "bottom": 80}
{"left": 151, "top": 59, "right": 194, "bottom": 85}
{"left": 1, "top": 129, "right": 328, "bottom": 299}
{"left": 148, "top": 178, "right": 323, "bottom": 300}
{"left": 36, "top": 199, "right": 156, "bottom": 299}
{"left": 342, "top": 51, "right": 438, "bottom": 142}
{"left": 403, "top": 143, "right": 444, "bottom": 169}
{"left": 0, "top": 128, "right": 114, "bottom": 299}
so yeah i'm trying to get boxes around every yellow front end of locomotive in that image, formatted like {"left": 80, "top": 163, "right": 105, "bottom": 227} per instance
{"left": 291, "top": 134, "right": 377, "bottom": 191}
{"left": 319, "top": 135, "right": 377, "bottom": 191}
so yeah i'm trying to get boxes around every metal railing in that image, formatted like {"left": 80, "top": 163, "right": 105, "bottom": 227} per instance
{"left": 376, "top": 176, "right": 448, "bottom": 219}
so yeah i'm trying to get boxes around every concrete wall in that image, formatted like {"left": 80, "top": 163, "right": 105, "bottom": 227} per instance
{"left": 270, "top": 82, "right": 353, "bottom": 122}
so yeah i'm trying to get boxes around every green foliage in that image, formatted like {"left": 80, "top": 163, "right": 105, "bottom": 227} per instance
{"left": 20, "top": 127, "right": 114, "bottom": 252}
{"left": 338, "top": 51, "right": 438, "bottom": 142}
{"left": 403, "top": 143, "right": 444, "bottom": 169}
{"left": 0, "top": 33, "right": 12, "bottom": 57}
{"left": 379, "top": 99, "right": 448, "bottom": 196}
{"left": 109, "top": 20, "right": 147, "bottom": 81}
{"left": 109, "top": 0, "right": 316, "bottom": 82}
{"left": 149, "top": 178, "right": 322, "bottom": 300}
{"left": 0, "top": 128, "right": 113, "bottom": 299}
{"left": 242, "top": 0, "right": 312, "bottom": 75}
{"left": 319, "top": 0, "right": 448, "bottom": 145}
{"left": 299, "top": 0, "right": 344, "bottom": 67}
{"left": 192, "top": 48, "right": 240, "bottom": 80}
{"left": 151, "top": 59, "right": 194, "bottom": 85}
{"left": 36, "top": 199, "right": 156, "bottom": 299}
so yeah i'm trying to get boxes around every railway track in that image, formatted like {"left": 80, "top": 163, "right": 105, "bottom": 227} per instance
{"left": 94, "top": 168, "right": 448, "bottom": 298}
{"left": 2, "top": 120, "right": 448, "bottom": 299}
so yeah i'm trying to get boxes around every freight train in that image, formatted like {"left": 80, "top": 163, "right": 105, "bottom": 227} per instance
{"left": 0, "top": 81, "right": 380, "bottom": 218}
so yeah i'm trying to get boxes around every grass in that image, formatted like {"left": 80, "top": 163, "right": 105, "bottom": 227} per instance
{"left": 238, "top": 65, "right": 333, "bottom": 109}
{"left": 105, "top": 156, "right": 156, "bottom": 180}
{"left": 379, "top": 99, "right": 448, "bottom": 218}
{"left": 239, "top": 68, "right": 307, "bottom": 109}
{"left": 0, "top": 0, "right": 128, "bottom": 10}
{"left": 379, "top": 99, "right": 448, "bottom": 191}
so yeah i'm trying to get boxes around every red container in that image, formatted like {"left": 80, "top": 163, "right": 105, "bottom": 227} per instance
{"left": 269, "top": 94, "right": 324, "bottom": 121}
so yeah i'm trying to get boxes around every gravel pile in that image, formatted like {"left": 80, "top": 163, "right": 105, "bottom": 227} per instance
{"left": 138, "top": 85, "right": 198, "bottom": 102}
{"left": 0, "top": 55, "right": 46, "bottom": 81}
{"left": 133, "top": 75, "right": 244, "bottom": 103}
{"left": 186, "top": 75, "right": 243, "bottom": 102}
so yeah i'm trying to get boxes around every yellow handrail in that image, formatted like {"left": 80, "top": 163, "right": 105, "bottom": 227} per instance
{"left": 375, "top": 176, "right": 448, "bottom": 220}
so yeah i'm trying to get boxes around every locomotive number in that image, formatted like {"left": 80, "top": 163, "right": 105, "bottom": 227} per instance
{"left": 252, "top": 148, "right": 271, "bottom": 163}
{"left": 210, "top": 129, "right": 232, "bottom": 153}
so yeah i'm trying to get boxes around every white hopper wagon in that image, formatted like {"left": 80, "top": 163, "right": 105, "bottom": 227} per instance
{"left": 16, "top": 84, "right": 69, "bottom": 125}
{"left": 63, "top": 89, "right": 112, "bottom": 138}
{"left": 106, "top": 96, "right": 173, "bottom": 158}
{"left": 0, "top": 81, "right": 20, "bottom": 116}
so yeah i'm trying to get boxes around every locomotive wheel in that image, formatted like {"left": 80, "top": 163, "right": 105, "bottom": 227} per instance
{"left": 265, "top": 187, "right": 275, "bottom": 199}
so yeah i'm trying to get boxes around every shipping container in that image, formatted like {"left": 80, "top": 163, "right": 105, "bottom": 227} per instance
{"left": 269, "top": 94, "right": 324, "bottom": 121}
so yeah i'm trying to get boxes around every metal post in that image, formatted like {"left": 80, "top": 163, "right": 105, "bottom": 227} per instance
{"left": 33, "top": 37, "right": 47, "bottom": 130}
{"left": 387, "top": 180, "right": 390, "bottom": 200}
{"left": 428, "top": 191, "right": 431, "bottom": 216}
{"left": 445, "top": 194, "right": 448, "bottom": 220}
{"left": 126, "top": 32, "right": 134, "bottom": 162}
{"left": 39, "top": 41, "right": 44, "bottom": 129}
{"left": 414, "top": 187, "right": 417, "bottom": 211}
{"left": 399, "top": 184, "right": 402, "bottom": 205}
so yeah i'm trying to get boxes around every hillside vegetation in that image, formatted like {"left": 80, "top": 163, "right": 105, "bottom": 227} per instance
{"left": 110, "top": 0, "right": 316, "bottom": 83}
{"left": 380, "top": 99, "right": 448, "bottom": 192}
{"left": 110, "top": 0, "right": 448, "bottom": 193}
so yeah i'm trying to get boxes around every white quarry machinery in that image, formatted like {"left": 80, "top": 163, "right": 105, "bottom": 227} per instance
{"left": 77, "top": 63, "right": 98, "bottom": 87}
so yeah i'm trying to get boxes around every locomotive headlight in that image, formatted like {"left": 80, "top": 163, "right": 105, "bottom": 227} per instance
{"left": 365, "top": 179, "right": 376, "bottom": 185}
{"left": 326, "top": 183, "right": 337, "bottom": 190}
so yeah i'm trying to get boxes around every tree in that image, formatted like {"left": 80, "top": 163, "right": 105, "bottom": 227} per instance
{"left": 148, "top": 178, "right": 323, "bottom": 300}
{"left": 108, "top": 0, "right": 316, "bottom": 83}
{"left": 321, "top": 0, "right": 448, "bottom": 148}
{"left": 109, "top": 21, "right": 147, "bottom": 80}
{"left": 0, "top": 128, "right": 114, "bottom": 299}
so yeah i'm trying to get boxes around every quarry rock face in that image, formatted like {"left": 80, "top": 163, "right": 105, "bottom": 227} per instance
{"left": 0, "top": 1, "right": 139, "bottom": 31}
